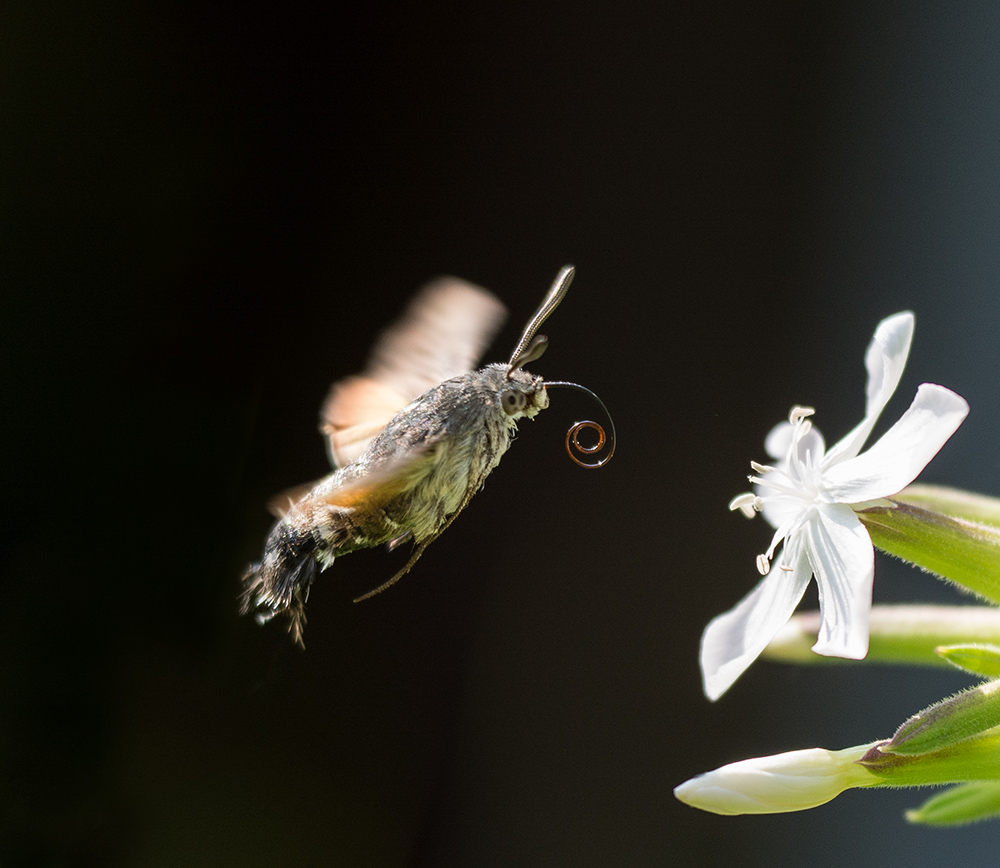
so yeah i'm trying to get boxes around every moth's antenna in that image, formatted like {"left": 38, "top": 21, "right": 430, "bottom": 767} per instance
{"left": 507, "top": 265, "right": 575, "bottom": 373}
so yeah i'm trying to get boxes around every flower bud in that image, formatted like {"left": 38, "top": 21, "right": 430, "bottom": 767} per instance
{"left": 674, "top": 745, "right": 877, "bottom": 815}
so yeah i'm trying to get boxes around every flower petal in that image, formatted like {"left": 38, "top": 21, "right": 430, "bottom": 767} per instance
{"left": 763, "top": 420, "right": 826, "bottom": 465}
{"left": 764, "top": 421, "right": 792, "bottom": 461}
{"left": 822, "top": 311, "right": 914, "bottom": 467}
{"left": 700, "top": 542, "right": 811, "bottom": 700}
{"left": 805, "top": 503, "right": 874, "bottom": 658}
{"left": 759, "top": 496, "right": 801, "bottom": 534}
{"left": 823, "top": 384, "right": 969, "bottom": 504}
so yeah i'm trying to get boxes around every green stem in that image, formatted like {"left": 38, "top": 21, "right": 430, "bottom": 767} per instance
{"left": 763, "top": 605, "right": 1000, "bottom": 668}
{"left": 898, "top": 484, "right": 1000, "bottom": 528}
{"left": 887, "top": 680, "right": 1000, "bottom": 755}
{"left": 860, "top": 727, "right": 1000, "bottom": 787}
{"left": 906, "top": 781, "right": 1000, "bottom": 826}
{"left": 858, "top": 501, "right": 1000, "bottom": 605}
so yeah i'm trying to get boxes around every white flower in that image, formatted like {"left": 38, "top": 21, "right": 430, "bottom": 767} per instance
{"left": 701, "top": 311, "right": 969, "bottom": 701}
{"left": 674, "top": 744, "right": 877, "bottom": 815}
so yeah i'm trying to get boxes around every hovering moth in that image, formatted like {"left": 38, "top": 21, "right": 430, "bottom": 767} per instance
{"left": 241, "top": 266, "right": 614, "bottom": 645}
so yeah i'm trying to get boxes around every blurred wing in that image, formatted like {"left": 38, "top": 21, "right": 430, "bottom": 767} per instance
{"left": 319, "top": 377, "right": 411, "bottom": 470}
{"left": 321, "top": 277, "right": 507, "bottom": 467}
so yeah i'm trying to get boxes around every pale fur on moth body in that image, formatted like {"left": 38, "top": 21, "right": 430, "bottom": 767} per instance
{"left": 241, "top": 363, "right": 548, "bottom": 645}
{"left": 240, "top": 265, "right": 608, "bottom": 646}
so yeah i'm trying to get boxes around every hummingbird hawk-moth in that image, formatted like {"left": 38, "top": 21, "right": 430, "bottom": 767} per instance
{"left": 240, "top": 265, "right": 614, "bottom": 645}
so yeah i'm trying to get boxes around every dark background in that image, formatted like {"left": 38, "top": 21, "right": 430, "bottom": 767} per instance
{"left": 5, "top": 2, "right": 1000, "bottom": 865}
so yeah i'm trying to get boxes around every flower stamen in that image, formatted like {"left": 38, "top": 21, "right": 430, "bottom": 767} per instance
{"left": 752, "top": 474, "right": 806, "bottom": 499}
{"left": 788, "top": 406, "right": 815, "bottom": 425}
{"left": 729, "top": 493, "right": 759, "bottom": 518}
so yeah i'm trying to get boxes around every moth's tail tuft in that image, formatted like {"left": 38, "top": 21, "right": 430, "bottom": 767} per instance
{"left": 240, "top": 524, "right": 319, "bottom": 648}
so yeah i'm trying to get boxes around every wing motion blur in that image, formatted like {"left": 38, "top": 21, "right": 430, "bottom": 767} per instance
{"left": 320, "top": 277, "right": 507, "bottom": 467}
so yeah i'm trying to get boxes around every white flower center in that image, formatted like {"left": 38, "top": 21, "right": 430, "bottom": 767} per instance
{"left": 730, "top": 406, "right": 833, "bottom": 576}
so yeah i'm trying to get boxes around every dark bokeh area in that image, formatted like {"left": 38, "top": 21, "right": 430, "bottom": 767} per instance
{"left": 4, "top": 2, "right": 1000, "bottom": 865}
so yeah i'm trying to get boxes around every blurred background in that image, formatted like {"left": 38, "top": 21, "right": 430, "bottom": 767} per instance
{"left": 4, "top": 1, "right": 1000, "bottom": 865}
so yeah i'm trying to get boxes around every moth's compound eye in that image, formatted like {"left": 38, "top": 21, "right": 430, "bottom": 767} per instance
{"left": 500, "top": 389, "right": 527, "bottom": 416}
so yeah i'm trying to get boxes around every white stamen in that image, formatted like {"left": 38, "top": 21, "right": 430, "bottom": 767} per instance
{"left": 729, "top": 493, "right": 756, "bottom": 511}
{"left": 729, "top": 493, "right": 758, "bottom": 518}
{"left": 779, "top": 564, "right": 795, "bottom": 572}
{"left": 788, "top": 406, "right": 815, "bottom": 425}
{"left": 756, "top": 554, "right": 770, "bottom": 576}
{"left": 751, "top": 474, "right": 804, "bottom": 499}
{"left": 750, "top": 461, "right": 774, "bottom": 474}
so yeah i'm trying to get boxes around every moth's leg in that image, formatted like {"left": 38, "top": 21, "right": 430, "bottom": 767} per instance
{"left": 352, "top": 537, "right": 435, "bottom": 602}
{"left": 351, "top": 492, "right": 475, "bottom": 603}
